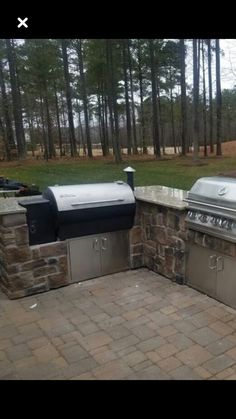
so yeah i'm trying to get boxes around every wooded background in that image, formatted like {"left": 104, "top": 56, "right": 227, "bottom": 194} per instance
{"left": 0, "top": 39, "right": 229, "bottom": 163}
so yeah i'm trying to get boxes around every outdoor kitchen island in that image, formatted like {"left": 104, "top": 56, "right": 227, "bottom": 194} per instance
{"left": 0, "top": 185, "right": 186, "bottom": 299}
{"left": 0, "top": 185, "right": 187, "bottom": 299}
{"left": 2, "top": 181, "right": 236, "bottom": 312}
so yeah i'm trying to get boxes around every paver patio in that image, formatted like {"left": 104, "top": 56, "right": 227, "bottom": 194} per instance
{"left": 1, "top": 268, "right": 236, "bottom": 380}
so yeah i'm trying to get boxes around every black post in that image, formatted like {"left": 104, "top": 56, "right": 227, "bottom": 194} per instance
{"left": 123, "top": 166, "right": 136, "bottom": 191}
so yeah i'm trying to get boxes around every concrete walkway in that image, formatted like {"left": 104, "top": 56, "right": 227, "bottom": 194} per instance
{"left": 1, "top": 268, "right": 236, "bottom": 380}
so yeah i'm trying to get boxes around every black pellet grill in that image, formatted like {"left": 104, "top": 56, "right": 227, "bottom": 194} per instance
{"left": 19, "top": 181, "right": 136, "bottom": 282}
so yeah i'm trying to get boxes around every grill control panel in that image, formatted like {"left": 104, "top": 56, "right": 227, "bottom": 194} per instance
{"left": 186, "top": 210, "right": 236, "bottom": 241}
{"left": 187, "top": 210, "right": 234, "bottom": 230}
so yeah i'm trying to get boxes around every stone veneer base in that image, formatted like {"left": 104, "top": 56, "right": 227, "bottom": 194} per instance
{"left": 129, "top": 200, "right": 187, "bottom": 282}
{"left": 0, "top": 198, "right": 192, "bottom": 299}
{"left": 0, "top": 212, "right": 71, "bottom": 299}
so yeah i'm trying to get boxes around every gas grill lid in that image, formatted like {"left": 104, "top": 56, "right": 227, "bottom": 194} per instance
{"left": 185, "top": 176, "right": 236, "bottom": 209}
{"left": 44, "top": 181, "right": 135, "bottom": 212}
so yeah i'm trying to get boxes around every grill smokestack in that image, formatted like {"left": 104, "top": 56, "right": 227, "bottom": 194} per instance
{"left": 123, "top": 166, "right": 136, "bottom": 191}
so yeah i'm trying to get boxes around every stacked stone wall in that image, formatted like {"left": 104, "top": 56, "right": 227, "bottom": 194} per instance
{"left": 0, "top": 213, "right": 70, "bottom": 299}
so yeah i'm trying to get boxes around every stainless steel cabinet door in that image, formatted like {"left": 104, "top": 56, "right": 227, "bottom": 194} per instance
{"left": 68, "top": 235, "right": 101, "bottom": 282}
{"left": 100, "top": 230, "right": 130, "bottom": 275}
{"left": 216, "top": 255, "right": 236, "bottom": 309}
{"left": 186, "top": 244, "right": 217, "bottom": 298}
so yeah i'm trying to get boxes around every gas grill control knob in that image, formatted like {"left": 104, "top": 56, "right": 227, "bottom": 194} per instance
{"left": 216, "top": 218, "right": 223, "bottom": 227}
{"left": 226, "top": 220, "right": 233, "bottom": 230}
{"left": 188, "top": 211, "right": 196, "bottom": 220}
{"left": 222, "top": 219, "right": 229, "bottom": 229}
{"left": 199, "top": 214, "right": 208, "bottom": 223}
{"left": 222, "top": 219, "right": 227, "bottom": 228}
{"left": 210, "top": 216, "right": 217, "bottom": 225}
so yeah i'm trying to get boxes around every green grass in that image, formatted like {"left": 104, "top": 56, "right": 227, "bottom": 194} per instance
{"left": 1, "top": 155, "right": 236, "bottom": 192}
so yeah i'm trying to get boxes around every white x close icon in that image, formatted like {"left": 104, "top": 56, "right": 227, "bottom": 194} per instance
{"left": 17, "top": 17, "right": 28, "bottom": 28}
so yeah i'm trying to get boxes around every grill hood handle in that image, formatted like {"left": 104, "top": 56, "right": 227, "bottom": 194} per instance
{"left": 71, "top": 198, "right": 125, "bottom": 207}
{"left": 184, "top": 198, "right": 236, "bottom": 213}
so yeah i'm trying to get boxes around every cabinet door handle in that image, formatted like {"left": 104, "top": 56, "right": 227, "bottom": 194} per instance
{"left": 217, "top": 256, "right": 224, "bottom": 271}
{"left": 101, "top": 237, "right": 107, "bottom": 250}
{"left": 93, "top": 238, "right": 100, "bottom": 251}
{"left": 209, "top": 255, "right": 217, "bottom": 270}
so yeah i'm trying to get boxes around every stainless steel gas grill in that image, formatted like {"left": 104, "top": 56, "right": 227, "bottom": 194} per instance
{"left": 184, "top": 176, "right": 236, "bottom": 309}
{"left": 184, "top": 176, "right": 236, "bottom": 242}
{"left": 43, "top": 181, "right": 135, "bottom": 240}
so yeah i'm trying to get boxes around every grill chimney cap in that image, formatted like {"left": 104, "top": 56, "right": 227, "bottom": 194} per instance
{"left": 123, "top": 166, "right": 136, "bottom": 172}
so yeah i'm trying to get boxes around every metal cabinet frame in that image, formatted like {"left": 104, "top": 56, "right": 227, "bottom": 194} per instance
{"left": 68, "top": 230, "right": 130, "bottom": 283}
{"left": 186, "top": 243, "right": 236, "bottom": 309}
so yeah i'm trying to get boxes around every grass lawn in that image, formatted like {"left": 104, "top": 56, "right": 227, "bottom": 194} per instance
{"left": 0, "top": 154, "right": 236, "bottom": 192}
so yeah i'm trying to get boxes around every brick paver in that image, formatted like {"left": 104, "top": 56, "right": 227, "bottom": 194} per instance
{"left": 1, "top": 268, "right": 236, "bottom": 379}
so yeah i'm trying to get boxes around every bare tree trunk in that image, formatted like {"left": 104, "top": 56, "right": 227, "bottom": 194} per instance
{"left": 0, "top": 59, "right": 15, "bottom": 158}
{"left": 169, "top": 70, "right": 176, "bottom": 154}
{"left": 60, "top": 95, "right": 67, "bottom": 155}
{"left": 77, "top": 103, "right": 86, "bottom": 156}
{"left": 122, "top": 40, "right": 132, "bottom": 155}
{"left": 180, "top": 39, "right": 187, "bottom": 156}
{"left": 5, "top": 38, "right": 26, "bottom": 158}
{"left": 149, "top": 39, "right": 161, "bottom": 158}
{"left": 207, "top": 39, "right": 214, "bottom": 153}
{"left": 127, "top": 39, "right": 138, "bottom": 154}
{"left": 44, "top": 93, "right": 55, "bottom": 159}
{"left": 97, "top": 93, "right": 107, "bottom": 156}
{"left": 157, "top": 83, "right": 165, "bottom": 155}
{"left": 227, "top": 109, "right": 231, "bottom": 139}
{"left": 13, "top": 39, "right": 26, "bottom": 151}
{"left": 215, "top": 39, "right": 222, "bottom": 156}
{"left": 106, "top": 39, "right": 122, "bottom": 163}
{"left": 0, "top": 116, "right": 10, "bottom": 160}
{"left": 202, "top": 40, "right": 207, "bottom": 157}
{"left": 54, "top": 89, "right": 63, "bottom": 157}
{"left": 61, "top": 39, "right": 77, "bottom": 157}
{"left": 24, "top": 94, "right": 35, "bottom": 157}
{"left": 36, "top": 114, "right": 43, "bottom": 154}
{"left": 193, "top": 39, "right": 200, "bottom": 161}
{"left": 137, "top": 39, "right": 147, "bottom": 154}
{"left": 101, "top": 91, "right": 109, "bottom": 155}
{"left": 77, "top": 39, "right": 93, "bottom": 158}
{"left": 104, "top": 94, "right": 110, "bottom": 154}
{"left": 39, "top": 96, "right": 48, "bottom": 161}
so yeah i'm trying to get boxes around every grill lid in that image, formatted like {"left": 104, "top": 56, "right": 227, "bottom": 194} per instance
{"left": 43, "top": 181, "right": 135, "bottom": 212}
{"left": 185, "top": 176, "right": 236, "bottom": 210}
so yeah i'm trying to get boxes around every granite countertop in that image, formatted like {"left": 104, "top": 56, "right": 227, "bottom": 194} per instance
{"left": 134, "top": 185, "right": 188, "bottom": 210}
{"left": 0, "top": 197, "right": 26, "bottom": 215}
{"left": 0, "top": 186, "right": 188, "bottom": 215}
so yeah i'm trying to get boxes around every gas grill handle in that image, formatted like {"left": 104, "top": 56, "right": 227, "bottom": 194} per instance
{"left": 209, "top": 255, "right": 217, "bottom": 270}
{"left": 184, "top": 198, "right": 236, "bottom": 214}
{"left": 93, "top": 238, "right": 100, "bottom": 251}
{"left": 101, "top": 237, "right": 107, "bottom": 250}
{"left": 216, "top": 256, "right": 224, "bottom": 271}
{"left": 71, "top": 199, "right": 124, "bottom": 207}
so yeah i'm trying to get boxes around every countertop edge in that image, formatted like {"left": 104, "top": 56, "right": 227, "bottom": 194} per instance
{"left": 134, "top": 185, "right": 188, "bottom": 211}
{"left": 135, "top": 195, "right": 187, "bottom": 210}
